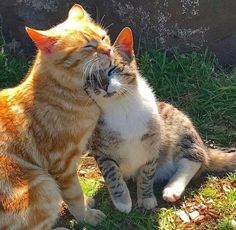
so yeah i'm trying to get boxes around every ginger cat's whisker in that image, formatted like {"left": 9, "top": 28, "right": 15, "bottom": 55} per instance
{"left": 99, "top": 15, "right": 105, "bottom": 27}
{"left": 82, "top": 58, "right": 96, "bottom": 84}
{"left": 104, "top": 23, "right": 114, "bottom": 30}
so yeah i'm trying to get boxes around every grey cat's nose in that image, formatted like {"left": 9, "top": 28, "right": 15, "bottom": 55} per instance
{"left": 98, "top": 76, "right": 109, "bottom": 92}
{"left": 102, "top": 80, "right": 109, "bottom": 92}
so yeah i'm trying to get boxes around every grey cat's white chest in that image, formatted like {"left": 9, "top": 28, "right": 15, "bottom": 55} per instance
{"left": 117, "top": 137, "right": 154, "bottom": 178}
{"left": 104, "top": 111, "right": 151, "bottom": 139}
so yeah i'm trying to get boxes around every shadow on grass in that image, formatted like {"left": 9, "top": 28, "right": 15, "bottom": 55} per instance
{"left": 55, "top": 176, "right": 211, "bottom": 230}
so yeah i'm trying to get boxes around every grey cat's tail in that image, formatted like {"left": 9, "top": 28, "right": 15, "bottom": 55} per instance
{"left": 206, "top": 147, "right": 236, "bottom": 172}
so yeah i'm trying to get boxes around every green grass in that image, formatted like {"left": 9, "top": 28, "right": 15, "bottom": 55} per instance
{"left": 140, "top": 49, "right": 236, "bottom": 146}
{"left": 0, "top": 47, "right": 28, "bottom": 89}
{"left": 227, "top": 172, "right": 236, "bottom": 183}
{"left": 0, "top": 44, "right": 235, "bottom": 229}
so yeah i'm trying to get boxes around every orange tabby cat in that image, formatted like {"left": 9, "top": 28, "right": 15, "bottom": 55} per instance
{"left": 0, "top": 4, "right": 112, "bottom": 229}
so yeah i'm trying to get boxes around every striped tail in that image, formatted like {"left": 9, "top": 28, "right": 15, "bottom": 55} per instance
{"left": 206, "top": 147, "right": 236, "bottom": 172}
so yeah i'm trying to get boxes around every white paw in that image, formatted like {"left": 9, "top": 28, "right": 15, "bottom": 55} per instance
{"left": 113, "top": 200, "right": 132, "bottom": 213}
{"left": 162, "top": 186, "right": 184, "bottom": 203}
{"left": 84, "top": 208, "right": 106, "bottom": 226}
{"left": 138, "top": 196, "right": 157, "bottom": 210}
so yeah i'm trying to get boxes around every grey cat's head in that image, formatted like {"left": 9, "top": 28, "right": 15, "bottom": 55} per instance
{"left": 84, "top": 28, "right": 138, "bottom": 103}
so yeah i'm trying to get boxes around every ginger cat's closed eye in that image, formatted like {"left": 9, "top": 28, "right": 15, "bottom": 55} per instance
{"left": 0, "top": 4, "right": 111, "bottom": 229}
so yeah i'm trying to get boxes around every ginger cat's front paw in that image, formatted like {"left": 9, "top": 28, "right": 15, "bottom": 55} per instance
{"left": 137, "top": 196, "right": 157, "bottom": 210}
{"left": 162, "top": 186, "right": 184, "bottom": 203}
{"left": 84, "top": 208, "right": 106, "bottom": 226}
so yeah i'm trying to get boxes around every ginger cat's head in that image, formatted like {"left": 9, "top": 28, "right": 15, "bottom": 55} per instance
{"left": 85, "top": 27, "right": 138, "bottom": 103}
{"left": 26, "top": 4, "right": 112, "bottom": 88}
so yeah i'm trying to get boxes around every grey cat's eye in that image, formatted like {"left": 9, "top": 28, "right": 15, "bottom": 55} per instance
{"left": 108, "top": 66, "right": 117, "bottom": 76}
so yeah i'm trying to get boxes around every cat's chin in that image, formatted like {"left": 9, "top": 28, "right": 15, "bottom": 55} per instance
{"left": 104, "top": 92, "right": 116, "bottom": 97}
{"left": 92, "top": 89, "right": 116, "bottom": 98}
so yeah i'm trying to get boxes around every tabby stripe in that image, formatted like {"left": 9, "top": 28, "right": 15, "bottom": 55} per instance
{"left": 113, "top": 191, "right": 124, "bottom": 197}
{"left": 226, "top": 149, "right": 236, "bottom": 153}
{"left": 141, "top": 133, "right": 156, "bottom": 141}
{"left": 142, "top": 192, "right": 153, "bottom": 198}
{"left": 70, "top": 59, "right": 81, "bottom": 68}
{"left": 98, "top": 158, "right": 119, "bottom": 167}
{"left": 103, "top": 166, "right": 116, "bottom": 179}
{"left": 110, "top": 177, "right": 117, "bottom": 182}
{"left": 55, "top": 48, "right": 77, "bottom": 65}
{"left": 107, "top": 172, "right": 117, "bottom": 180}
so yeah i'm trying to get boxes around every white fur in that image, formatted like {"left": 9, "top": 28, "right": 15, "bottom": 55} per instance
{"left": 155, "top": 160, "right": 177, "bottom": 181}
{"left": 94, "top": 75, "right": 159, "bottom": 178}
{"left": 100, "top": 76, "right": 157, "bottom": 138}
{"left": 118, "top": 138, "right": 151, "bottom": 178}
{"left": 162, "top": 158, "right": 201, "bottom": 202}
{"left": 107, "top": 77, "right": 122, "bottom": 94}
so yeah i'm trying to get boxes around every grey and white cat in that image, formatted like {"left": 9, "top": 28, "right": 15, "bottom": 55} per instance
{"left": 85, "top": 28, "right": 236, "bottom": 213}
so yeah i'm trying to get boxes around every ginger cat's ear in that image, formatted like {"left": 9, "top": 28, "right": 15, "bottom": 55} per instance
{"left": 114, "top": 27, "right": 134, "bottom": 59}
{"left": 25, "top": 27, "right": 56, "bottom": 53}
{"left": 68, "top": 4, "right": 89, "bottom": 21}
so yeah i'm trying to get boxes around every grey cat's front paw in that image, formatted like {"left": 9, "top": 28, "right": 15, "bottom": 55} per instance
{"left": 111, "top": 192, "right": 132, "bottom": 213}
{"left": 113, "top": 199, "right": 132, "bottom": 213}
{"left": 137, "top": 196, "right": 157, "bottom": 210}
{"left": 110, "top": 185, "right": 132, "bottom": 213}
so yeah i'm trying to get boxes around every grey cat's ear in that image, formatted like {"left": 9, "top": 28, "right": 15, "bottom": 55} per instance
{"left": 114, "top": 27, "right": 134, "bottom": 60}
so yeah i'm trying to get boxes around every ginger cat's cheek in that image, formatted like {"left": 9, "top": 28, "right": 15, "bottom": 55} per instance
{"left": 26, "top": 4, "right": 112, "bottom": 89}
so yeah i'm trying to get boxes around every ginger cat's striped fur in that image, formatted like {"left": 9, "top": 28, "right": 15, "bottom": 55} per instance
{"left": 0, "top": 4, "right": 112, "bottom": 229}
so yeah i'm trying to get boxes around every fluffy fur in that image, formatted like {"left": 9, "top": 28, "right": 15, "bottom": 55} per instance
{"left": 0, "top": 4, "right": 112, "bottom": 229}
{"left": 86, "top": 28, "right": 236, "bottom": 213}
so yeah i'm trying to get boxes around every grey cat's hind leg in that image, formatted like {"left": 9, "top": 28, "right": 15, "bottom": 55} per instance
{"left": 162, "top": 133, "right": 205, "bottom": 202}
{"left": 162, "top": 158, "right": 201, "bottom": 202}
{"left": 96, "top": 156, "right": 132, "bottom": 213}
{"left": 137, "top": 158, "right": 158, "bottom": 210}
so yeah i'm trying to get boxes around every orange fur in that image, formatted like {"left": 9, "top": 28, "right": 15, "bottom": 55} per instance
{"left": 0, "top": 4, "right": 111, "bottom": 229}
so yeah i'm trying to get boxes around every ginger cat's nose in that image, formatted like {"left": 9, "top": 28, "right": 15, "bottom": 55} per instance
{"left": 100, "top": 48, "right": 111, "bottom": 57}
{"left": 104, "top": 49, "right": 111, "bottom": 57}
